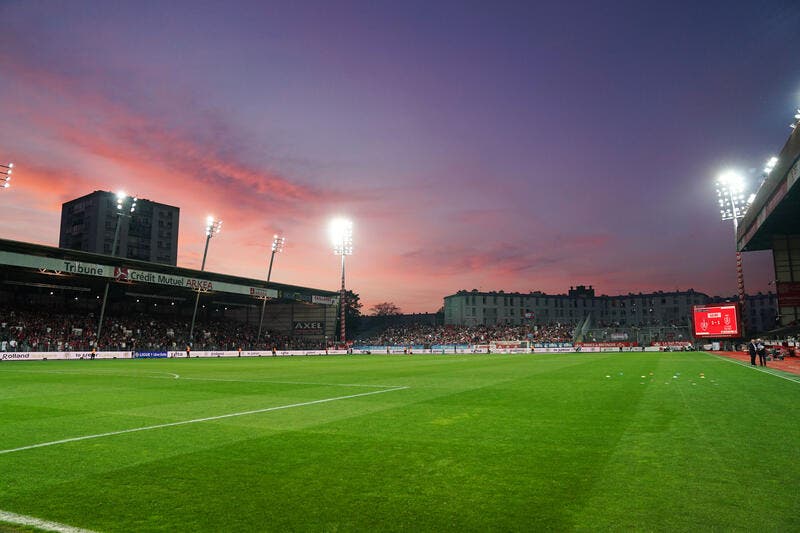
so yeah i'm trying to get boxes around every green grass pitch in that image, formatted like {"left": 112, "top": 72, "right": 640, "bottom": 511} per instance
{"left": 1, "top": 352, "right": 799, "bottom": 532}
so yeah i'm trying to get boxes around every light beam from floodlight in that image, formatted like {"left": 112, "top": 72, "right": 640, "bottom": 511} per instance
{"left": 330, "top": 218, "right": 353, "bottom": 345}
{"left": 257, "top": 234, "right": 286, "bottom": 345}
{"left": 189, "top": 215, "right": 223, "bottom": 346}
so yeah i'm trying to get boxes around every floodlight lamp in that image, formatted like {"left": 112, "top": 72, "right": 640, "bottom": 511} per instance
{"left": 5, "top": 169, "right": 10, "bottom": 175}
{"left": 272, "top": 235, "right": 285, "bottom": 253}
{"left": 717, "top": 170, "right": 745, "bottom": 193}
{"left": 116, "top": 190, "right": 127, "bottom": 200}
{"left": 205, "top": 216, "right": 222, "bottom": 237}
{"left": 764, "top": 156, "right": 779, "bottom": 174}
{"left": 747, "top": 193, "right": 756, "bottom": 204}
{"left": 7, "top": 163, "right": 12, "bottom": 168}
{"left": 329, "top": 217, "right": 353, "bottom": 255}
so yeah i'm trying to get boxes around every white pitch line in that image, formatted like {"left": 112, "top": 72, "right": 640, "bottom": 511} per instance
{"left": 0, "top": 386, "right": 409, "bottom": 456}
{"left": 705, "top": 353, "right": 800, "bottom": 384}
{"left": 0, "top": 368, "right": 180, "bottom": 380}
{"left": 0, "top": 509, "right": 97, "bottom": 533}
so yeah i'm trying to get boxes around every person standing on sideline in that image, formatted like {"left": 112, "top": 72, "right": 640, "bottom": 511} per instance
{"left": 757, "top": 339, "right": 767, "bottom": 367}
{"left": 748, "top": 339, "right": 757, "bottom": 366}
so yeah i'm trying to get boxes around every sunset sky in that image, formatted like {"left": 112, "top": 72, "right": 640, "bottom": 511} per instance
{"left": 1, "top": 1, "right": 799, "bottom": 312}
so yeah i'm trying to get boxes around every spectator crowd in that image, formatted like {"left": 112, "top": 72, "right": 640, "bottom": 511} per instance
{"left": 0, "top": 308, "right": 578, "bottom": 352}
{"left": 355, "top": 323, "right": 574, "bottom": 346}
{"left": 0, "top": 309, "right": 322, "bottom": 352}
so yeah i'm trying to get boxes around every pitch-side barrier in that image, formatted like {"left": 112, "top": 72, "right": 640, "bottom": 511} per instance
{"left": 1, "top": 345, "right": 677, "bottom": 361}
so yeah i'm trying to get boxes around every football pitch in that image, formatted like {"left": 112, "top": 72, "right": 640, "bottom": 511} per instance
{"left": 1, "top": 352, "right": 799, "bottom": 532}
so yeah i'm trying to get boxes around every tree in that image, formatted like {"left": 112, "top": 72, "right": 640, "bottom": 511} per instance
{"left": 370, "top": 302, "right": 402, "bottom": 316}
{"left": 338, "top": 290, "right": 362, "bottom": 339}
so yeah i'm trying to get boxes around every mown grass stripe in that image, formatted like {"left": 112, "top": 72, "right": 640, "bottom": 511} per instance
{"left": 0, "top": 386, "right": 408, "bottom": 456}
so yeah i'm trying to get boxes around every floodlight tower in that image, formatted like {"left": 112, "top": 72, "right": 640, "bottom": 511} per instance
{"left": 96, "top": 191, "right": 138, "bottom": 345}
{"left": 257, "top": 234, "right": 286, "bottom": 344}
{"left": 715, "top": 169, "right": 758, "bottom": 331}
{"left": 330, "top": 218, "right": 353, "bottom": 344}
{"left": 0, "top": 163, "right": 13, "bottom": 190}
{"left": 188, "top": 215, "right": 223, "bottom": 346}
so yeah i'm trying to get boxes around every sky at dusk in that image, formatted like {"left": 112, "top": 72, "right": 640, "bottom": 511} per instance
{"left": 1, "top": 0, "right": 799, "bottom": 312}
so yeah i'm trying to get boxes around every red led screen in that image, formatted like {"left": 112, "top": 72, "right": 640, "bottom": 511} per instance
{"left": 692, "top": 303, "right": 741, "bottom": 338}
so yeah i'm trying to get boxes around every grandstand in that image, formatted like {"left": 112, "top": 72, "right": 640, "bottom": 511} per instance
{"left": 738, "top": 122, "right": 800, "bottom": 329}
{"left": 0, "top": 238, "right": 338, "bottom": 354}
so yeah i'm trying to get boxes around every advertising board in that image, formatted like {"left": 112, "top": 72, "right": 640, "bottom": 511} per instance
{"left": 292, "top": 321, "right": 325, "bottom": 335}
{"left": 692, "top": 303, "right": 741, "bottom": 338}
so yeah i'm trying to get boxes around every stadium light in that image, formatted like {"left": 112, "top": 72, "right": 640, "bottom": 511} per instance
{"left": 714, "top": 169, "right": 751, "bottom": 335}
{"left": 1, "top": 163, "right": 13, "bottom": 190}
{"left": 189, "top": 215, "right": 223, "bottom": 345}
{"left": 330, "top": 218, "right": 354, "bottom": 256}
{"left": 257, "top": 234, "right": 286, "bottom": 344}
{"left": 791, "top": 109, "right": 800, "bottom": 129}
{"left": 96, "top": 191, "right": 138, "bottom": 346}
{"left": 205, "top": 215, "right": 222, "bottom": 237}
{"left": 764, "top": 156, "right": 778, "bottom": 174}
{"left": 715, "top": 170, "right": 750, "bottom": 225}
{"left": 330, "top": 218, "right": 353, "bottom": 344}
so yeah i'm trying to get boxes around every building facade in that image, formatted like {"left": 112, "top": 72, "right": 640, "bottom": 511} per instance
{"left": 444, "top": 285, "right": 778, "bottom": 333}
{"left": 716, "top": 292, "right": 778, "bottom": 335}
{"left": 59, "top": 191, "right": 180, "bottom": 265}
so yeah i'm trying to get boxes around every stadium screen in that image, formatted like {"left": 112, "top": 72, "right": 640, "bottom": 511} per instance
{"left": 692, "top": 303, "right": 741, "bottom": 338}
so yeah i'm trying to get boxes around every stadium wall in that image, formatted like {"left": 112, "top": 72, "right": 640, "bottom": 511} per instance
{"left": 1, "top": 344, "right": 691, "bottom": 361}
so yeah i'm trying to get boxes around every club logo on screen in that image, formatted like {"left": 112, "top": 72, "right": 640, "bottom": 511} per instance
{"left": 724, "top": 314, "right": 731, "bottom": 326}
{"left": 700, "top": 319, "right": 708, "bottom": 331}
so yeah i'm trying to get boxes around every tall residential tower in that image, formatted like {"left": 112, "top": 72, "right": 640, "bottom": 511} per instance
{"left": 59, "top": 190, "right": 180, "bottom": 265}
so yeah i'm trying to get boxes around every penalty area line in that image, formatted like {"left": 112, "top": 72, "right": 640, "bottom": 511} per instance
{"left": 0, "top": 509, "right": 97, "bottom": 533}
{"left": 0, "top": 386, "right": 409, "bottom": 456}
